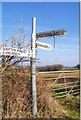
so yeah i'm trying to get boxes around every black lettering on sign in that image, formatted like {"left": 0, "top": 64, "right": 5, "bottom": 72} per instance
{"left": 37, "top": 43, "right": 50, "bottom": 49}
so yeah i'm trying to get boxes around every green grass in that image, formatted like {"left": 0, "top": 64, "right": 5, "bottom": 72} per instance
{"left": 58, "top": 95, "right": 80, "bottom": 119}
{"left": 68, "top": 109, "right": 80, "bottom": 118}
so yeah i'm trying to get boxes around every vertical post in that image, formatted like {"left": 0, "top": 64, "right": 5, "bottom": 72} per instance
{"left": 31, "top": 17, "right": 37, "bottom": 115}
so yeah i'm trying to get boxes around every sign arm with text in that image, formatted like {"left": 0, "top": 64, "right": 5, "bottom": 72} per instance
{"left": 0, "top": 47, "right": 32, "bottom": 58}
{"left": 36, "top": 29, "right": 67, "bottom": 40}
{"left": 36, "top": 42, "right": 52, "bottom": 50}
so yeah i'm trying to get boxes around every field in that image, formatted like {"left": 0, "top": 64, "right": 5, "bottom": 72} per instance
{"left": 2, "top": 67, "right": 80, "bottom": 119}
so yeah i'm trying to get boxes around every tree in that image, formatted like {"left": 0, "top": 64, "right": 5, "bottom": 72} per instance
{"left": 37, "top": 64, "right": 64, "bottom": 72}
{"left": 74, "top": 64, "right": 80, "bottom": 69}
{"left": 1, "top": 28, "right": 31, "bottom": 73}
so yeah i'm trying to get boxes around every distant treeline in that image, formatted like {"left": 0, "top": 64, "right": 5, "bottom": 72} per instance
{"left": 37, "top": 64, "right": 80, "bottom": 72}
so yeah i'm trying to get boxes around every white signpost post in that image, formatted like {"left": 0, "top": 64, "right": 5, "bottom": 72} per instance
{"left": 30, "top": 17, "right": 37, "bottom": 115}
{"left": 0, "top": 17, "right": 67, "bottom": 116}
{"left": 31, "top": 17, "right": 67, "bottom": 116}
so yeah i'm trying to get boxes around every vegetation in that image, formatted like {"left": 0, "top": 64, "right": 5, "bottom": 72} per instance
{"left": 37, "top": 64, "right": 64, "bottom": 72}
{"left": 59, "top": 95, "right": 80, "bottom": 118}
{"left": 74, "top": 64, "right": 80, "bottom": 70}
{"left": 37, "top": 64, "right": 79, "bottom": 72}
{"left": 2, "top": 66, "right": 80, "bottom": 119}
{"left": 1, "top": 28, "right": 80, "bottom": 119}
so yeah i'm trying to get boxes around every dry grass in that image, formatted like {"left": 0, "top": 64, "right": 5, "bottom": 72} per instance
{"left": 36, "top": 79, "right": 68, "bottom": 118}
{"left": 2, "top": 67, "right": 80, "bottom": 118}
{"left": 2, "top": 67, "right": 32, "bottom": 118}
{"left": 37, "top": 72, "right": 79, "bottom": 79}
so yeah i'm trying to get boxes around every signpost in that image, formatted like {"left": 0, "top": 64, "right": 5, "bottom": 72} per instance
{"left": 30, "top": 17, "right": 67, "bottom": 116}
{"left": 0, "top": 47, "right": 32, "bottom": 57}
{"left": 0, "top": 16, "right": 67, "bottom": 116}
{"left": 36, "top": 42, "right": 52, "bottom": 50}
{"left": 31, "top": 17, "right": 37, "bottom": 115}
{"left": 36, "top": 29, "right": 67, "bottom": 40}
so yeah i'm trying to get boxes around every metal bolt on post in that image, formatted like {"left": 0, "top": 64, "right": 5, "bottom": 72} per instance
{"left": 31, "top": 17, "right": 37, "bottom": 116}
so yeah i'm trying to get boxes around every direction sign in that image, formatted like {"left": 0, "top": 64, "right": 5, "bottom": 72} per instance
{"left": 36, "top": 29, "right": 67, "bottom": 40}
{"left": 0, "top": 47, "right": 32, "bottom": 57}
{"left": 36, "top": 42, "right": 52, "bottom": 50}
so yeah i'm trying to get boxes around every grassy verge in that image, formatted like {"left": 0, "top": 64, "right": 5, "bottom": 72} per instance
{"left": 58, "top": 95, "right": 80, "bottom": 119}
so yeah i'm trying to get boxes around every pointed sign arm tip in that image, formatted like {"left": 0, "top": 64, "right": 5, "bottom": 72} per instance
{"left": 36, "top": 29, "right": 67, "bottom": 40}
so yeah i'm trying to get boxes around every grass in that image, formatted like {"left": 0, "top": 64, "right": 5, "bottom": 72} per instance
{"left": 37, "top": 70, "right": 80, "bottom": 118}
{"left": 2, "top": 67, "right": 80, "bottom": 118}
{"left": 58, "top": 95, "right": 80, "bottom": 118}
{"left": 68, "top": 110, "right": 80, "bottom": 118}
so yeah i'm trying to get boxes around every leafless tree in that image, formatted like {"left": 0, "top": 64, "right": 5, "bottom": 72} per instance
{"left": 1, "top": 27, "right": 31, "bottom": 73}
